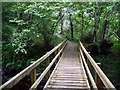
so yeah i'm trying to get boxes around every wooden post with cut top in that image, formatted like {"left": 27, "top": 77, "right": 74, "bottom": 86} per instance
{"left": 30, "top": 61, "right": 36, "bottom": 85}
{"left": 54, "top": 50, "right": 57, "bottom": 65}
{"left": 46, "top": 57, "right": 50, "bottom": 79}
{"left": 58, "top": 47, "right": 61, "bottom": 59}
{"left": 95, "top": 63, "right": 101, "bottom": 88}
{"left": 87, "top": 52, "right": 92, "bottom": 70}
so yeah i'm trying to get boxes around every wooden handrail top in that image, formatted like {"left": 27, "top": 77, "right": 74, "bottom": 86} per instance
{"left": 79, "top": 41, "right": 116, "bottom": 89}
{"left": 0, "top": 39, "right": 67, "bottom": 89}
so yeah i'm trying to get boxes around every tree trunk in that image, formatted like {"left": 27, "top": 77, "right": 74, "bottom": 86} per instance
{"left": 102, "top": 19, "right": 108, "bottom": 40}
{"left": 81, "top": 11, "right": 84, "bottom": 38}
{"left": 69, "top": 14, "right": 74, "bottom": 40}
{"left": 102, "top": 11, "right": 111, "bottom": 41}
{"left": 93, "top": 10, "right": 97, "bottom": 42}
{"left": 93, "top": 2, "right": 99, "bottom": 42}
{"left": 59, "top": 9, "right": 63, "bottom": 34}
{"left": 43, "top": 35, "right": 51, "bottom": 50}
{"left": 61, "top": 18, "right": 63, "bottom": 34}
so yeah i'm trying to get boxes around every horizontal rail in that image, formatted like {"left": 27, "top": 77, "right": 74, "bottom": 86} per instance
{"left": 29, "top": 42, "right": 67, "bottom": 89}
{"left": 79, "top": 47, "right": 97, "bottom": 89}
{"left": 0, "top": 39, "right": 67, "bottom": 89}
{"left": 79, "top": 41, "right": 116, "bottom": 89}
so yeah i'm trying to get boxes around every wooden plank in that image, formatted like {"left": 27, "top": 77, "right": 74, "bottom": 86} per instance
{"left": 57, "top": 67, "right": 82, "bottom": 69}
{"left": 44, "top": 42, "right": 90, "bottom": 90}
{"left": 55, "top": 72, "right": 84, "bottom": 74}
{"left": 53, "top": 75, "right": 86, "bottom": 78}
{"left": 49, "top": 83, "right": 88, "bottom": 87}
{"left": 52, "top": 78, "right": 87, "bottom": 81}
{"left": 47, "top": 85, "right": 89, "bottom": 89}
{"left": 54, "top": 73, "right": 84, "bottom": 75}
{"left": 50, "top": 80, "right": 87, "bottom": 83}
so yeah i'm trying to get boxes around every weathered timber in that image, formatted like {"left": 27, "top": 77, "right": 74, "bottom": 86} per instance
{"left": 44, "top": 41, "right": 90, "bottom": 89}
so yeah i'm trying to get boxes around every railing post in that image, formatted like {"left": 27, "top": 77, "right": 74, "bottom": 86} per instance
{"left": 87, "top": 59, "right": 91, "bottom": 69}
{"left": 30, "top": 61, "right": 36, "bottom": 85}
{"left": 58, "top": 47, "right": 61, "bottom": 60}
{"left": 95, "top": 72, "right": 101, "bottom": 88}
{"left": 46, "top": 57, "right": 50, "bottom": 79}
{"left": 54, "top": 50, "right": 57, "bottom": 65}
{"left": 87, "top": 52, "right": 92, "bottom": 70}
{"left": 95, "top": 63, "right": 101, "bottom": 88}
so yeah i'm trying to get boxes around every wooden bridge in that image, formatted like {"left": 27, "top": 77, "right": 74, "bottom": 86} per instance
{"left": 0, "top": 39, "right": 116, "bottom": 90}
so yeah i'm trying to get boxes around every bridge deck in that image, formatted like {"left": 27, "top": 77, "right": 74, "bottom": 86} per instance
{"left": 44, "top": 41, "right": 90, "bottom": 89}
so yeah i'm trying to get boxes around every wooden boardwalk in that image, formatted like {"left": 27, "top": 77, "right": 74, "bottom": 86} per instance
{"left": 44, "top": 41, "right": 90, "bottom": 89}
{"left": 0, "top": 40, "right": 116, "bottom": 90}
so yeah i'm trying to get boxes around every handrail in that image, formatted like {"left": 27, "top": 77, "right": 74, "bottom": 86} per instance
{"left": 0, "top": 39, "right": 67, "bottom": 89}
{"left": 79, "top": 47, "right": 97, "bottom": 89}
{"left": 29, "top": 42, "right": 67, "bottom": 89}
{"left": 79, "top": 41, "right": 116, "bottom": 89}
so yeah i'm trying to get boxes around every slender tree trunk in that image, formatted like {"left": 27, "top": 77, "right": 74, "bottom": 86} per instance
{"left": 102, "top": 19, "right": 108, "bottom": 40}
{"left": 102, "top": 11, "right": 111, "bottom": 41}
{"left": 44, "top": 36, "right": 51, "bottom": 50}
{"left": 59, "top": 8, "right": 63, "bottom": 34}
{"left": 93, "top": 10, "right": 97, "bottom": 42}
{"left": 69, "top": 14, "right": 74, "bottom": 40}
{"left": 93, "top": 2, "right": 100, "bottom": 42}
{"left": 61, "top": 18, "right": 63, "bottom": 34}
{"left": 81, "top": 11, "right": 84, "bottom": 38}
